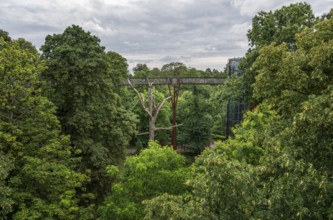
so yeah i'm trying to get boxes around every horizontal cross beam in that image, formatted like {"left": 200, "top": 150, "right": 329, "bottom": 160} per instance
{"left": 119, "top": 77, "right": 226, "bottom": 86}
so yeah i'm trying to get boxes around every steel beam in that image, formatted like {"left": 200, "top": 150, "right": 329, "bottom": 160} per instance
{"left": 119, "top": 77, "right": 226, "bottom": 86}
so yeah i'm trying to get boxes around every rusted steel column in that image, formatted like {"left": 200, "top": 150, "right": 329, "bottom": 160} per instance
{"left": 169, "top": 82, "right": 180, "bottom": 150}
{"left": 171, "top": 95, "right": 177, "bottom": 150}
{"left": 148, "top": 83, "right": 155, "bottom": 140}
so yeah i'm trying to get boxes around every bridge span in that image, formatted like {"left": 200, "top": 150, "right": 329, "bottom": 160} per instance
{"left": 119, "top": 77, "right": 226, "bottom": 86}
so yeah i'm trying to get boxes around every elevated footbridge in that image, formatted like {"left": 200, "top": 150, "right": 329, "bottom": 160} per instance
{"left": 119, "top": 77, "right": 226, "bottom": 86}
{"left": 119, "top": 77, "right": 226, "bottom": 150}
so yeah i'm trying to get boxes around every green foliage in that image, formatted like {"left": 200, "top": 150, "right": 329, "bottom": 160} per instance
{"left": 0, "top": 153, "right": 14, "bottom": 217}
{"left": 285, "top": 86, "right": 333, "bottom": 174}
{"left": 99, "top": 141, "right": 188, "bottom": 220}
{"left": 218, "top": 74, "right": 249, "bottom": 101}
{"left": 188, "top": 150, "right": 258, "bottom": 219}
{"left": 255, "top": 146, "right": 333, "bottom": 219}
{"left": 0, "top": 38, "right": 86, "bottom": 219}
{"left": 40, "top": 25, "right": 136, "bottom": 206}
{"left": 106, "top": 51, "right": 129, "bottom": 83}
{"left": 248, "top": 2, "right": 316, "bottom": 49}
{"left": 143, "top": 106, "right": 333, "bottom": 219}
{"left": 130, "top": 88, "right": 172, "bottom": 147}
{"left": 132, "top": 63, "right": 151, "bottom": 78}
{"left": 252, "top": 43, "right": 309, "bottom": 116}
{"left": 144, "top": 194, "right": 195, "bottom": 220}
{"left": 252, "top": 16, "right": 333, "bottom": 175}
{"left": 178, "top": 86, "right": 214, "bottom": 153}
{"left": 215, "top": 104, "right": 277, "bottom": 165}
{"left": 218, "top": 50, "right": 259, "bottom": 110}
{"left": 41, "top": 25, "right": 136, "bottom": 161}
{"left": 209, "top": 86, "right": 228, "bottom": 139}
{"left": 10, "top": 135, "right": 86, "bottom": 219}
{"left": 0, "top": 29, "right": 11, "bottom": 42}
{"left": 144, "top": 148, "right": 259, "bottom": 219}
{"left": 1, "top": 3, "right": 332, "bottom": 219}
{"left": 160, "top": 62, "right": 188, "bottom": 77}
{"left": 226, "top": 2, "right": 318, "bottom": 113}
{"left": 250, "top": 7, "right": 333, "bottom": 120}
{"left": 128, "top": 62, "right": 226, "bottom": 148}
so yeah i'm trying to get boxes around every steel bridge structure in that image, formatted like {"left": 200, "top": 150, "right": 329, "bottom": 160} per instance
{"left": 120, "top": 77, "right": 226, "bottom": 150}
{"left": 119, "top": 77, "right": 226, "bottom": 86}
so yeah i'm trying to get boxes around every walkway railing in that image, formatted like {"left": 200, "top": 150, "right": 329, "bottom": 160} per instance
{"left": 119, "top": 77, "right": 226, "bottom": 86}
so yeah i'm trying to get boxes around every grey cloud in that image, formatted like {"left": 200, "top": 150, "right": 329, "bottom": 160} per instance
{"left": 127, "top": 59, "right": 155, "bottom": 64}
{"left": 1, "top": 0, "right": 332, "bottom": 71}
{"left": 160, "top": 55, "right": 192, "bottom": 63}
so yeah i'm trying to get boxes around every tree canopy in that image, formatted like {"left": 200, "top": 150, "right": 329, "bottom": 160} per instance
{"left": 1, "top": 3, "right": 333, "bottom": 219}
{"left": 40, "top": 25, "right": 136, "bottom": 209}
{"left": 99, "top": 141, "right": 188, "bottom": 220}
{"left": 0, "top": 36, "right": 86, "bottom": 219}
{"left": 141, "top": 5, "right": 333, "bottom": 220}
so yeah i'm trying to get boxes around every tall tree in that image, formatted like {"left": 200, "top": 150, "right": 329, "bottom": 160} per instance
{"left": 247, "top": 2, "right": 316, "bottom": 50}
{"left": 161, "top": 62, "right": 188, "bottom": 149}
{"left": 0, "top": 32, "right": 14, "bottom": 218}
{"left": 0, "top": 37, "right": 86, "bottom": 219}
{"left": 40, "top": 25, "right": 136, "bottom": 205}
{"left": 127, "top": 78, "right": 172, "bottom": 141}
{"left": 99, "top": 141, "right": 188, "bottom": 220}
{"left": 160, "top": 62, "right": 188, "bottom": 77}
{"left": 178, "top": 86, "right": 213, "bottom": 153}
{"left": 222, "top": 2, "right": 317, "bottom": 111}
{"left": 143, "top": 7, "right": 333, "bottom": 219}
{"left": 144, "top": 105, "right": 333, "bottom": 219}
{"left": 0, "top": 29, "right": 11, "bottom": 42}
{"left": 132, "top": 63, "right": 150, "bottom": 78}
{"left": 252, "top": 15, "right": 333, "bottom": 173}
{"left": 0, "top": 152, "right": 13, "bottom": 217}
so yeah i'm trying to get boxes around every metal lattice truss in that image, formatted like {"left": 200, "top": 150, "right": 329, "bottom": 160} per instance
{"left": 119, "top": 77, "right": 226, "bottom": 86}
{"left": 120, "top": 77, "right": 226, "bottom": 149}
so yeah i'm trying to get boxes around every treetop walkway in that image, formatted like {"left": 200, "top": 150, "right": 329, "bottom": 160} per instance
{"left": 119, "top": 77, "right": 226, "bottom": 86}
{"left": 119, "top": 77, "right": 226, "bottom": 150}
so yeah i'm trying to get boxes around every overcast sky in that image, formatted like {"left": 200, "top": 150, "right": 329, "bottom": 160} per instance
{"left": 1, "top": 0, "right": 332, "bottom": 71}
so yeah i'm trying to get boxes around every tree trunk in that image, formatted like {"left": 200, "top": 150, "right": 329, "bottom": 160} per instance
{"left": 149, "top": 118, "right": 155, "bottom": 140}
{"left": 127, "top": 78, "right": 175, "bottom": 143}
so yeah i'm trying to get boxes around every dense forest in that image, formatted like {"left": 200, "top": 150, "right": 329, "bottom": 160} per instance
{"left": 1, "top": 2, "right": 332, "bottom": 219}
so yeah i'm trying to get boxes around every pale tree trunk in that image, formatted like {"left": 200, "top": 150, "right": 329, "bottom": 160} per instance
{"left": 127, "top": 78, "right": 181, "bottom": 145}
{"left": 127, "top": 78, "right": 167, "bottom": 140}
{"left": 149, "top": 118, "right": 155, "bottom": 140}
